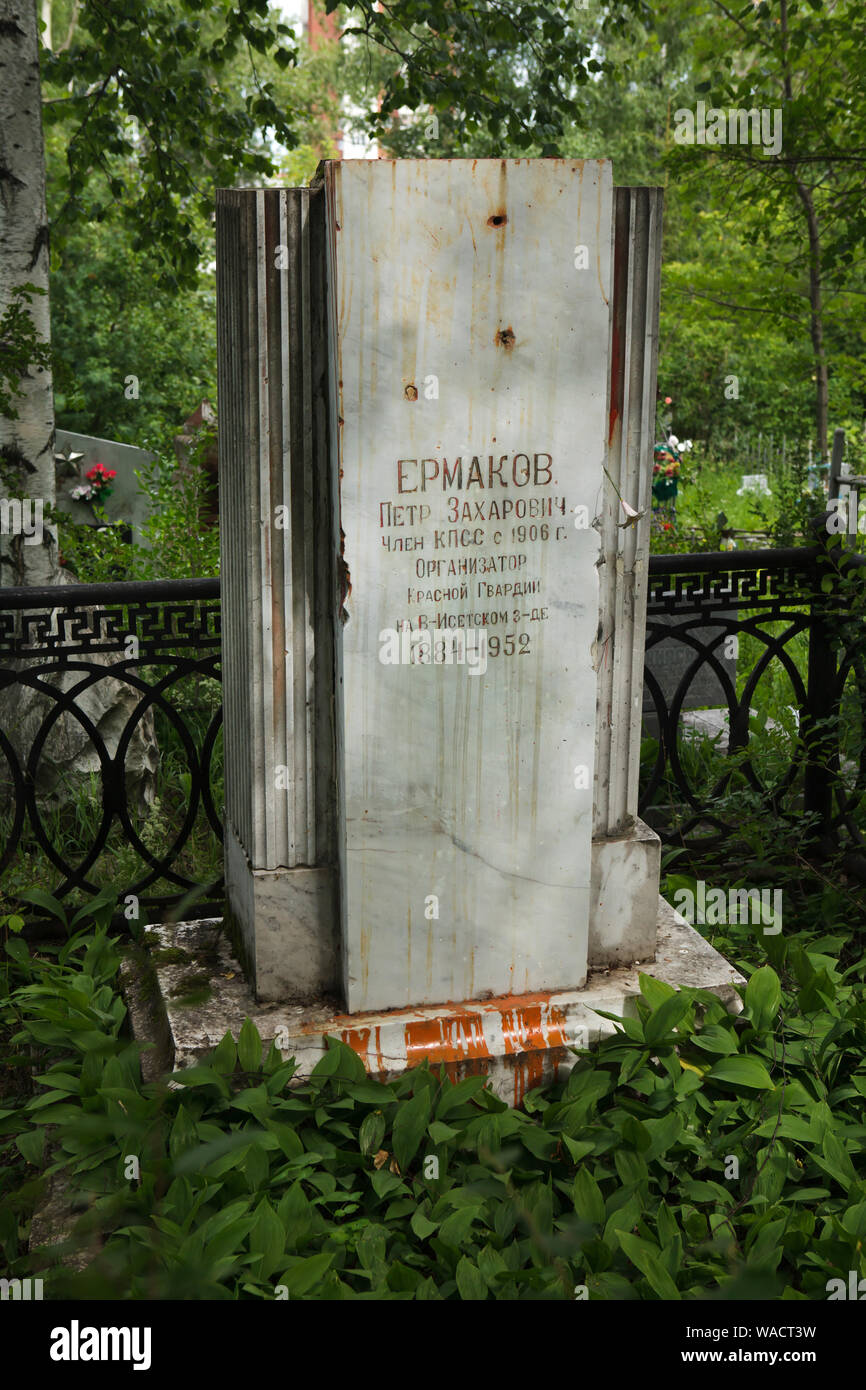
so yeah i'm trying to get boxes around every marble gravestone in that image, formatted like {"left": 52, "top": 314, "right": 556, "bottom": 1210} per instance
{"left": 642, "top": 610, "right": 739, "bottom": 739}
{"left": 208, "top": 160, "right": 740, "bottom": 1096}
{"left": 336, "top": 161, "right": 608, "bottom": 1011}
{"left": 55, "top": 430, "right": 156, "bottom": 546}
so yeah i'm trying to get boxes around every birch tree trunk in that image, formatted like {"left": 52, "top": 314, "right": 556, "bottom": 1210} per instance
{"left": 0, "top": 0, "right": 57, "bottom": 586}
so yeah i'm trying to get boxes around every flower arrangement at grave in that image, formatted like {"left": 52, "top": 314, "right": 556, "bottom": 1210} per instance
{"left": 70, "top": 463, "right": 118, "bottom": 506}
{"left": 653, "top": 439, "right": 682, "bottom": 503}
{"left": 651, "top": 396, "right": 692, "bottom": 539}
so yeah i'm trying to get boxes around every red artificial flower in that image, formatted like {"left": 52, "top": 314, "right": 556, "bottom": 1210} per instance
{"left": 85, "top": 463, "right": 117, "bottom": 486}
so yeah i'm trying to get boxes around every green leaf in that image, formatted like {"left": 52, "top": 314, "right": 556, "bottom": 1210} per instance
{"left": 643, "top": 1112, "right": 683, "bottom": 1162}
{"left": 276, "top": 1252, "right": 333, "bottom": 1296}
{"left": 572, "top": 1167, "right": 605, "bottom": 1225}
{"left": 18, "top": 888, "right": 67, "bottom": 925}
{"left": 34, "top": 1072, "right": 80, "bottom": 1094}
{"left": 644, "top": 991, "right": 691, "bottom": 1045}
{"left": 392, "top": 1087, "right": 432, "bottom": 1173}
{"left": 359, "top": 1110, "right": 386, "bottom": 1157}
{"left": 745, "top": 1216, "right": 786, "bottom": 1270}
{"left": 427, "top": 1120, "right": 460, "bottom": 1145}
{"left": 245, "top": 1142, "right": 270, "bottom": 1192}
{"left": 840, "top": 1200, "right": 866, "bottom": 1240}
{"left": 16, "top": 1129, "right": 45, "bottom": 1166}
{"left": 167, "top": 1066, "right": 230, "bottom": 1097}
{"left": 199, "top": 1199, "right": 254, "bottom": 1245}
{"left": 210, "top": 1031, "right": 237, "bottom": 1076}
{"left": 168, "top": 1105, "right": 199, "bottom": 1160}
{"left": 750, "top": 1112, "right": 808, "bottom": 1143}
{"left": 249, "top": 1198, "right": 287, "bottom": 1278}
{"left": 477, "top": 1243, "right": 508, "bottom": 1290}
{"left": 615, "top": 1148, "right": 648, "bottom": 1188}
{"left": 638, "top": 972, "right": 678, "bottom": 1010}
{"left": 237, "top": 1018, "right": 263, "bottom": 1073}
{"left": 439, "top": 1205, "right": 482, "bottom": 1248}
{"left": 707, "top": 1056, "right": 775, "bottom": 1090}
{"left": 456, "top": 1255, "right": 488, "bottom": 1300}
{"left": 520, "top": 1123, "right": 558, "bottom": 1161}
{"left": 310, "top": 1038, "right": 367, "bottom": 1088}
{"left": 617, "top": 1230, "right": 681, "bottom": 1300}
{"left": 410, "top": 1208, "right": 439, "bottom": 1240}
{"left": 346, "top": 1080, "right": 397, "bottom": 1106}
{"left": 745, "top": 966, "right": 782, "bottom": 1033}
{"left": 690, "top": 1024, "right": 739, "bottom": 1056}
{"left": 370, "top": 1167, "right": 406, "bottom": 1200}
{"left": 173, "top": 1130, "right": 257, "bottom": 1176}
{"left": 435, "top": 1075, "right": 488, "bottom": 1119}
{"left": 603, "top": 1191, "right": 642, "bottom": 1246}
{"left": 68, "top": 887, "right": 117, "bottom": 929}
{"left": 816, "top": 1132, "right": 857, "bottom": 1192}
{"left": 263, "top": 1120, "right": 304, "bottom": 1161}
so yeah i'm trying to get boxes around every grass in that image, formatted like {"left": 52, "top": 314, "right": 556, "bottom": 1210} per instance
{"left": 651, "top": 445, "right": 834, "bottom": 553}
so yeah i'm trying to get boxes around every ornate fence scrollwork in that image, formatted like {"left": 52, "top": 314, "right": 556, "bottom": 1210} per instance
{"left": 0, "top": 578, "right": 222, "bottom": 919}
{"left": 640, "top": 548, "right": 866, "bottom": 853}
{"left": 1, "top": 551, "right": 863, "bottom": 921}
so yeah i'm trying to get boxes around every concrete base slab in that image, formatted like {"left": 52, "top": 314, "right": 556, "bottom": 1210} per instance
{"left": 143, "top": 897, "right": 744, "bottom": 1106}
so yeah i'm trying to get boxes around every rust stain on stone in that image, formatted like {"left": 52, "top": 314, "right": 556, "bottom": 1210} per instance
{"left": 495, "top": 325, "right": 516, "bottom": 350}
{"left": 338, "top": 525, "right": 351, "bottom": 625}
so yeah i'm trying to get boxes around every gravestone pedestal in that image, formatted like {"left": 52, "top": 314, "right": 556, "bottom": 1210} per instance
{"left": 208, "top": 160, "right": 741, "bottom": 1100}
{"left": 149, "top": 899, "right": 744, "bottom": 1103}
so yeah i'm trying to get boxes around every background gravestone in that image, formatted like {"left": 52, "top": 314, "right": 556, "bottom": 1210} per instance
{"left": 55, "top": 430, "right": 156, "bottom": 546}
{"left": 643, "top": 611, "right": 739, "bottom": 739}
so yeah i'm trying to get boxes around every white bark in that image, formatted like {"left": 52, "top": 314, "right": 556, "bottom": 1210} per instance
{"left": 0, "top": 0, "right": 57, "bottom": 585}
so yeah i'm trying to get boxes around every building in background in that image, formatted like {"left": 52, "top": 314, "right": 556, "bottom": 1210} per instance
{"left": 279, "top": 0, "right": 382, "bottom": 159}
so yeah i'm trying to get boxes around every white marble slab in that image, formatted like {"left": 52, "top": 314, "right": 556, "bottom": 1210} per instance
{"left": 329, "top": 159, "right": 613, "bottom": 1011}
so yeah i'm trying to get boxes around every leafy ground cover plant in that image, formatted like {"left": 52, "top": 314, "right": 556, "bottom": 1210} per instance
{"left": 1, "top": 880, "right": 865, "bottom": 1301}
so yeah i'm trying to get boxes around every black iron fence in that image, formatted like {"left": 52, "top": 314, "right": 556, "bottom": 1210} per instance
{"left": 1, "top": 548, "right": 863, "bottom": 920}
{"left": 0, "top": 578, "right": 222, "bottom": 921}
{"left": 642, "top": 546, "right": 866, "bottom": 855}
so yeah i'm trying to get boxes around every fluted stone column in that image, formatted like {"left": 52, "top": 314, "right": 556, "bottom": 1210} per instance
{"left": 589, "top": 187, "right": 665, "bottom": 969}
{"left": 216, "top": 186, "right": 341, "bottom": 1002}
